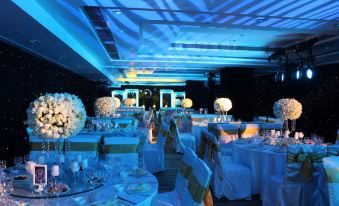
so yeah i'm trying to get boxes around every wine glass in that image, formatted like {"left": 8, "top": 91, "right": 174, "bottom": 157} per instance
{"left": 13, "top": 156, "right": 23, "bottom": 171}
{"left": 0, "top": 160, "right": 6, "bottom": 176}
{"left": 23, "top": 155, "right": 30, "bottom": 164}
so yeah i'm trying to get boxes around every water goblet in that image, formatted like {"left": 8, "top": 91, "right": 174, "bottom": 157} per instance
{"left": 23, "top": 154, "right": 30, "bottom": 164}
{"left": 0, "top": 160, "right": 6, "bottom": 176}
{"left": 70, "top": 161, "right": 80, "bottom": 185}
{"left": 13, "top": 156, "right": 23, "bottom": 172}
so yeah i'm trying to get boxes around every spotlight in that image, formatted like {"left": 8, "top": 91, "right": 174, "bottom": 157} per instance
{"left": 306, "top": 67, "right": 313, "bottom": 79}
{"left": 296, "top": 70, "right": 301, "bottom": 79}
{"left": 275, "top": 72, "right": 285, "bottom": 82}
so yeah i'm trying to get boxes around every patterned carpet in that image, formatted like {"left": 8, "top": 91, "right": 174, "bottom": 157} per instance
{"left": 154, "top": 152, "right": 262, "bottom": 206}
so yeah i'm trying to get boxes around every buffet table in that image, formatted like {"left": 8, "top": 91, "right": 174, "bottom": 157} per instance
{"left": 232, "top": 142, "right": 287, "bottom": 196}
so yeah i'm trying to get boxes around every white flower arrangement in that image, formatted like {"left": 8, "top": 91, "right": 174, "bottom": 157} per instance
{"left": 123, "top": 98, "right": 135, "bottom": 107}
{"left": 174, "top": 99, "right": 182, "bottom": 107}
{"left": 27, "top": 93, "right": 86, "bottom": 139}
{"left": 94, "top": 97, "right": 118, "bottom": 117}
{"left": 214, "top": 98, "right": 232, "bottom": 112}
{"left": 113, "top": 97, "right": 121, "bottom": 109}
{"left": 273, "top": 98, "right": 302, "bottom": 120}
{"left": 181, "top": 98, "right": 193, "bottom": 108}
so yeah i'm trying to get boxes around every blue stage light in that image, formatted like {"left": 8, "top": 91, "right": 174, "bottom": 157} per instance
{"left": 306, "top": 68, "right": 313, "bottom": 79}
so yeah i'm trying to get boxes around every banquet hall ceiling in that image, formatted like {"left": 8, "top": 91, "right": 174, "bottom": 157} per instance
{"left": 1, "top": 0, "right": 338, "bottom": 87}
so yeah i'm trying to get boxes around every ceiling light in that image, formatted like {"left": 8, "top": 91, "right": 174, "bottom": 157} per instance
{"left": 306, "top": 68, "right": 313, "bottom": 79}
{"left": 114, "top": 10, "right": 122, "bottom": 15}
{"left": 296, "top": 70, "right": 301, "bottom": 79}
{"left": 255, "top": 18, "right": 267, "bottom": 22}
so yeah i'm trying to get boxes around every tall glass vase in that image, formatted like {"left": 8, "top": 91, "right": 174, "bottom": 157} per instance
{"left": 54, "top": 139, "right": 63, "bottom": 166}
{"left": 291, "top": 119, "right": 296, "bottom": 132}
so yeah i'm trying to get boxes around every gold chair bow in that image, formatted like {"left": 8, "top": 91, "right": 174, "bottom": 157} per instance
{"left": 287, "top": 149, "right": 325, "bottom": 182}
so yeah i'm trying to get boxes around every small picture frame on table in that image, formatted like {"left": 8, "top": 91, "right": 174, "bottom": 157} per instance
{"left": 33, "top": 164, "right": 47, "bottom": 186}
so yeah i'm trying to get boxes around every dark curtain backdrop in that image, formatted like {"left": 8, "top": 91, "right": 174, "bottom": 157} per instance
{"left": 0, "top": 41, "right": 109, "bottom": 163}
{"left": 185, "top": 81, "right": 209, "bottom": 110}
{"left": 220, "top": 68, "right": 254, "bottom": 121}
{"left": 254, "top": 64, "right": 339, "bottom": 142}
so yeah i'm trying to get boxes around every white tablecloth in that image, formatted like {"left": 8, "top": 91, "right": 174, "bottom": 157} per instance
{"left": 232, "top": 143, "right": 286, "bottom": 196}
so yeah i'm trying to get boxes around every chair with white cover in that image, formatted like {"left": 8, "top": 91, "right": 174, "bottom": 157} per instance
{"left": 103, "top": 136, "right": 139, "bottom": 168}
{"left": 170, "top": 118, "right": 196, "bottom": 153}
{"left": 65, "top": 134, "right": 101, "bottom": 161}
{"left": 201, "top": 129, "right": 252, "bottom": 200}
{"left": 182, "top": 157, "right": 212, "bottom": 206}
{"left": 239, "top": 123, "right": 260, "bottom": 138}
{"left": 142, "top": 122, "right": 171, "bottom": 173}
{"left": 155, "top": 147, "right": 198, "bottom": 206}
{"left": 262, "top": 144, "right": 327, "bottom": 206}
{"left": 208, "top": 123, "right": 239, "bottom": 156}
{"left": 322, "top": 156, "right": 339, "bottom": 206}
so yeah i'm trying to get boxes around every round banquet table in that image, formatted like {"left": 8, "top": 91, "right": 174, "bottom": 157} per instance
{"left": 232, "top": 143, "right": 287, "bottom": 196}
{"left": 4, "top": 167, "right": 158, "bottom": 206}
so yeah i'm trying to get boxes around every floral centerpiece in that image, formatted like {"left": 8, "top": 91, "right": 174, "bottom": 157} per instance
{"left": 113, "top": 97, "right": 121, "bottom": 109}
{"left": 214, "top": 98, "right": 232, "bottom": 122}
{"left": 27, "top": 93, "right": 86, "bottom": 139}
{"left": 94, "top": 97, "right": 119, "bottom": 117}
{"left": 181, "top": 98, "right": 193, "bottom": 114}
{"left": 123, "top": 98, "right": 135, "bottom": 107}
{"left": 174, "top": 99, "right": 182, "bottom": 107}
{"left": 214, "top": 98, "right": 232, "bottom": 112}
{"left": 273, "top": 98, "right": 302, "bottom": 131}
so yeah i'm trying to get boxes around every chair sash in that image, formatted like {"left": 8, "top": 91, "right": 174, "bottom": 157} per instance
{"left": 282, "top": 145, "right": 327, "bottom": 206}
{"left": 188, "top": 172, "right": 209, "bottom": 203}
{"left": 198, "top": 131, "right": 219, "bottom": 164}
{"left": 240, "top": 124, "right": 260, "bottom": 138}
{"left": 287, "top": 148, "right": 325, "bottom": 182}
{"left": 186, "top": 158, "right": 212, "bottom": 205}
{"left": 158, "top": 123, "right": 173, "bottom": 152}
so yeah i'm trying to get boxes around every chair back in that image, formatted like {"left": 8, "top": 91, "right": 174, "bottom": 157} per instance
{"left": 239, "top": 123, "right": 260, "bottom": 138}
{"left": 175, "top": 147, "right": 198, "bottom": 202}
{"left": 199, "top": 129, "right": 219, "bottom": 168}
{"left": 103, "top": 136, "right": 139, "bottom": 167}
{"left": 183, "top": 158, "right": 212, "bottom": 205}
{"left": 283, "top": 144, "right": 327, "bottom": 206}
{"left": 158, "top": 122, "right": 173, "bottom": 152}
{"left": 322, "top": 156, "right": 339, "bottom": 206}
